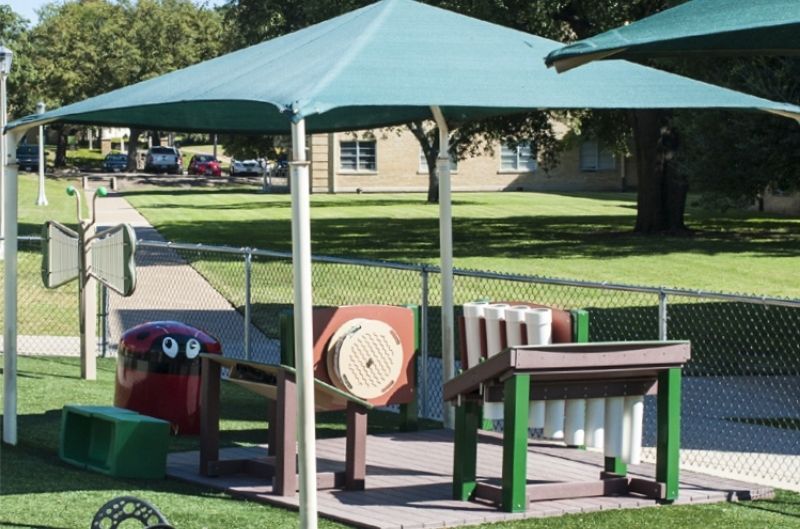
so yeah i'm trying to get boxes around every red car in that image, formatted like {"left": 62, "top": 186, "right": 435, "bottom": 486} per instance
{"left": 187, "top": 154, "right": 222, "bottom": 176}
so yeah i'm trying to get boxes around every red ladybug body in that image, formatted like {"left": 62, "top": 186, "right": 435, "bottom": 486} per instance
{"left": 114, "top": 321, "right": 222, "bottom": 435}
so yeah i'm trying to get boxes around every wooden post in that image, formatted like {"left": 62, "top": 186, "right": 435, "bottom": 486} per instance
{"left": 502, "top": 374, "right": 530, "bottom": 513}
{"left": 656, "top": 367, "right": 682, "bottom": 502}
{"left": 345, "top": 401, "right": 367, "bottom": 490}
{"left": 399, "top": 305, "right": 420, "bottom": 432}
{"left": 452, "top": 400, "right": 479, "bottom": 501}
{"left": 274, "top": 370, "right": 298, "bottom": 496}
{"left": 199, "top": 356, "right": 221, "bottom": 476}
{"left": 266, "top": 400, "right": 277, "bottom": 456}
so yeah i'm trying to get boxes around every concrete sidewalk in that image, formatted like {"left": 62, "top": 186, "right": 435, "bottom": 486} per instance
{"left": 91, "top": 190, "right": 279, "bottom": 360}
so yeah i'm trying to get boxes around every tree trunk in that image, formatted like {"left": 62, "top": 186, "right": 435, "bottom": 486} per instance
{"left": 426, "top": 152, "right": 439, "bottom": 204}
{"left": 54, "top": 127, "right": 68, "bottom": 168}
{"left": 127, "top": 128, "right": 141, "bottom": 171}
{"left": 406, "top": 120, "right": 440, "bottom": 204}
{"left": 629, "top": 110, "right": 688, "bottom": 234}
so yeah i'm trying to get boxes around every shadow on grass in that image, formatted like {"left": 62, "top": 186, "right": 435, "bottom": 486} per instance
{"left": 731, "top": 490, "right": 800, "bottom": 519}
{"left": 124, "top": 214, "right": 800, "bottom": 264}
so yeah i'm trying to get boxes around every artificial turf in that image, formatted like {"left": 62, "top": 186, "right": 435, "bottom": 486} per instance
{"left": 2, "top": 356, "right": 799, "bottom": 529}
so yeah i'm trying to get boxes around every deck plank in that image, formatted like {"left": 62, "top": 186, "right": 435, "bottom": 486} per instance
{"left": 167, "top": 429, "right": 773, "bottom": 528}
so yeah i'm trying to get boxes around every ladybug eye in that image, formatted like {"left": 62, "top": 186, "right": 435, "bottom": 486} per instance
{"left": 186, "top": 338, "right": 201, "bottom": 359}
{"left": 162, "top": 337, "right": 179, "bottom": 358}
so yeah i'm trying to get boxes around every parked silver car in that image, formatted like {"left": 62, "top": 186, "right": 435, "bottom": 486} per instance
{"left": 144, "top": 146, "right": 182, "bottom": 174}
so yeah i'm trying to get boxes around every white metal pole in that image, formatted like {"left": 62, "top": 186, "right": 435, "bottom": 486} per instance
{"left": 3, "top": 128, "right": 22, "bottom": 445}
{"left": 0, "top": 72, "right": 6, "bottom": 259}
{"left": 430, "top": 105, "right": 455, "bottom": 429}
{"left": 36, "top": 102, "right": 47, "bottom": 206}
{"left": 290, "top": 118, "right": 318, "bottom": 529}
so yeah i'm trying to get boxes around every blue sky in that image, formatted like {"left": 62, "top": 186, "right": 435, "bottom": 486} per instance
{"left": 6, "top": 0, "right": 228, "bottom": 24}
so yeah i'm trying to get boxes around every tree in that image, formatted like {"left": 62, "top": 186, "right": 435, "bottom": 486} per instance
{"left": 26, "top": 0, "right": 223, "bottom": 168}
{"left": 0, "top": 6, "right": 40, "bottom": 122}
{"left": 221, "top": 0, "right": 686, "bottom": 213}
{"left": 675, "top": 56, "right": 800, "bottom": 208}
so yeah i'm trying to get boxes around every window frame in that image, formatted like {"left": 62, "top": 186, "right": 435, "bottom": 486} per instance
{"left": 339, "top": 139, "right": 377, "bottom": 173}
{"left": 580, "top": 140, "right": 617, "bottom": 172}
{"left": 499, "top": 141, "right": 537, "bottom": 173}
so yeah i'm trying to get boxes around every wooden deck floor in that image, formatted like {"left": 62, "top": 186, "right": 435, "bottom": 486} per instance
{"left": 167, "top": 429, "right": 773, "bottom": 529}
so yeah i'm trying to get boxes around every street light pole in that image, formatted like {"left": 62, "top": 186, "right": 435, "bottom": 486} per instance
{"left": 0, "top": 45, "right": 11, "bottom": 259}
{"left": 36, "top": 101, "right": 48, "bottom": 206}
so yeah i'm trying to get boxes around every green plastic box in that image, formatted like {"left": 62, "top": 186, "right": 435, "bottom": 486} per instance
{"left": 60, "top": 405, "right": 170, "bottom": 479}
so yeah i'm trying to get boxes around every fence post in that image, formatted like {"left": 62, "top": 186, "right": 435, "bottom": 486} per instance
{"left": 420, "top": 265, "right": 430, "bottom": 420}
{"left": 658, "top": 290, "right": 668, "bottom": 341}
{"left": 244, "top": 248, "right": 252, "bottom": 360}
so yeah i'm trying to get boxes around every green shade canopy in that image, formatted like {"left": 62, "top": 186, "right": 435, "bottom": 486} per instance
{"left": 545, "top": 0, "right": 800, "bottom": 73}
{"left": 8, "top": 0, "right": 800, "bottom": 134}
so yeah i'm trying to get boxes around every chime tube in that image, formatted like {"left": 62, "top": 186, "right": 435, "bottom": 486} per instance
{"left": 604, "top": 397, "right": 625, "bottom": 458}
{"left": 483, "top": 304, "right": 508, "bottom": 357}
{"left": 482, "top": 304, "right": 508, "bottom": 422}
{"left": 564, "top": 399, "right": 586, "bottom": 446}
{"left": 528, "top": 401, "right": 545, "bottom": 430}
{"left": 504, "top": 305, "right": 529, "bottom": 347}
{"left": 462, "top": 301, "right": 487, "bottom": 370}
{"left": 526, "top": 308, "right": 557, "bottom": 437}
{"left": 622, "top": 395, "right": 644, "bottom": 465}
{"left": 584, "top": 397, "right": 605, "bottom": 449}
{"left": 543, "top": 399, "right": 565, "bottom": 440}
{"left": 524, "top": 308, "right": 552, "bottom": 345}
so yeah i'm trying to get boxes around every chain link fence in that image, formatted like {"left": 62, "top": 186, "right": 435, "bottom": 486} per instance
{"left": 5, "top": 236, "right": 798, "bottom": 491}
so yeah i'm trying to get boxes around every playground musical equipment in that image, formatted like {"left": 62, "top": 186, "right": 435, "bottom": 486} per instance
{"left": 199, "top": 304, "right": 418, "bottom": 496}
{"left": 42, "top": 186, "right": 137, "bottom": 379}
{"left": 451, "top": 301, "right": 690, "bottom": 512}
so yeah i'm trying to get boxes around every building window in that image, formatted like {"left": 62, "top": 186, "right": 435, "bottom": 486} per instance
{"left": 340, "top": 140, "right": 376, "bottom": 171}
{"left": 580, "top": 140, "right": 616, "bottom": 171}
{"left": 418, "top": 148, "right": 457, "bottom": 172}
{"left": 500, "top": 142, "right": 536, "bottom": 172}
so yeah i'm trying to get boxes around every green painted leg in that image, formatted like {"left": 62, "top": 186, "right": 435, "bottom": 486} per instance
{"left": 604, "top": 457, "right": 627, "bottom": 476}
{"left": 453, "top": 400, "right": 480, "bottom": 501}
{"left": 502, "top": 375, "right": 530, "bottom": 513}
{"left": 399, "top": 399, "right": 418, "bottom": 432}
{"left": 656, "top": 368, "right": 682, "bottom": 502}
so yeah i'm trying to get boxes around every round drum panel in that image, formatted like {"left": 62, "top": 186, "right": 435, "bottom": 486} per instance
{"left": 326, "top": 318, "right": 404, "bottom": 401}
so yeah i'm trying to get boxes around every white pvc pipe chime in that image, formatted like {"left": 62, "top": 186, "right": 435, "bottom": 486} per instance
{"left": 461, "top": 302, "right": 645, "bottom": 464}
{"left": 525, "top": 308, "right": 552, "bottom": 435}
{"left": 482, "top": 303, "right": 509, "bottom": 421}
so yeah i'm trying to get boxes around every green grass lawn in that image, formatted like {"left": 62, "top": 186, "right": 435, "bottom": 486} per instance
{"left": 123, "top": 188, "right": 800, "bottom": 299}
{"left": 1, "top": 355, "right": 799, "bottom": 529}
{"left": 0, "top": 175, "right": 86, "bottom": 336}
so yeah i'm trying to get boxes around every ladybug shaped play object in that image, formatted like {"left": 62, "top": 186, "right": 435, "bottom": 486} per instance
{"left": 114, "top": 321, "right": 221, "bottom": 435}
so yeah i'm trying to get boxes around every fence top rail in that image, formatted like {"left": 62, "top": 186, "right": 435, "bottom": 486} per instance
{"left": 135, "top": 239, "right": 426, "bottom": 273}
{"left": 19, "top": 234, "right": 800, "bottom": 308}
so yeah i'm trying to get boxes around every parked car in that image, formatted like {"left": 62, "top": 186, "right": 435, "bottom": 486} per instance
{"left": 16, "top": 144, "right": 40, "bottom": 172}
{"left": 144, "top": 146, "right": 182, "bottom": 174}
{"left": 229, "top": 159, "right": 262, "bottom": 176}
{"left": 187, "top": 154, "right": 222, "bottom": 176}
{"left": 102, "top": 152, "right": 128, "bottom": 173}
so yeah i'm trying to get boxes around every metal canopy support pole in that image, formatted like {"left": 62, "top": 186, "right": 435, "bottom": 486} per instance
{"left": 36, "top": 102, "right": 47, "bottom": 206}
{"left": 0, "top": 71, "right": 7, "bottom": 259}
{"left": 290, "top": 118, "right": 318, "bottom": 529}
{"left": 3, "top": 127, "right": 23, "bottom": 445}
{"left": 431, "top": 105, "right": 455, "bottom": 429}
